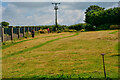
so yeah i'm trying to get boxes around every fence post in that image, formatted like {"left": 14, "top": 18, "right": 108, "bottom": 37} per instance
{"left": 101, "top": 53, "right": 106, "bottom": 78}
{"left": 30, "top": 27, "right": 32, "bottom": 32}
{"left": 35, "top": 27, "right": 37, "bottom": 31}
{"left": 23, "top": 26, "right": 25, "bottom": 37}
{"left": 33, "top": 27, "right": 35, "bottom": 31}
{"left": 36, "top": 27, "right": 38, "bottom": 31}
{"left": 17, "top": 26, "right": 20, "bottom": 39}
{"left": 34, "top": 27, "right": 36, "bottom": 31}
{"left": 1, "top": 27, "right": 4, "bottom": 42}
{"left": 27, "top": 27, "right": 29, "bottom": 32}
{"left": 9, "top": 26, "right": 13, "bottom": 40}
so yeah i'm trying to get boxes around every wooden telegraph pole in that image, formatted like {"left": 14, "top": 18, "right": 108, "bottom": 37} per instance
{"left": 52, "top": 3, "right": 60, "bottom": 31}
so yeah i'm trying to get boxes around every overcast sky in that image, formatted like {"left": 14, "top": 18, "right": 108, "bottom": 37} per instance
{"left": 1, "top": 1, "right": 119, "bottom": 26}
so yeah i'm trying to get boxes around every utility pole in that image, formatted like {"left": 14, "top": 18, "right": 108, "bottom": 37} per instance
{"left": 52, "top": 3, "right": 60, "bottom": 30}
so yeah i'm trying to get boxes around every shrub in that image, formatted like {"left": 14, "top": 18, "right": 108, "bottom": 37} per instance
{"left": 64, "top": 28, "right": 69, "bottom": 32}
{"left": 68, "top": 24, "right": 82, "bottom": 31}
{"left": 97, "top": 24, "right": 111, "bottom": 30}
{"left": 57, "top": 30, "right": 62, "bottom": 33}
{"left": 39, "top": 29, "right": 45, "bottom": 34}
{"left": 85, "top": 24, "right": 94, "bottom": 31}
{"left": 43, "top": 29, "right": 48, "bottom": 33}
{"left": 110, "top": 25, "right": 120, "bottom": 30}
{"left": 80, "top": 29, "right": 85, "bottom": 32}
{"left": 68, "top": 29, "right": 77, "bottom": 32}
{"left": 1, "top": 21, "right": 9, "bottom": 27}
{"left": 3, "top": 42, "right": 6, "bottom": 45}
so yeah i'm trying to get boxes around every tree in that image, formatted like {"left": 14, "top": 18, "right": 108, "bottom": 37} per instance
{"left": 85, "top": 5, "right": 105, "bottom": 14}
{"left": 85, "top": 7, "right": 120, "bottom": 30}
{"left": 1, "top": 21, "right": 9, "bottom": 27}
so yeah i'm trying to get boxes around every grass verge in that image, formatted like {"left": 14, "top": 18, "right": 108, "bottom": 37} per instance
{"left": 2, "top": 33, "right": 79, "bottom": 59}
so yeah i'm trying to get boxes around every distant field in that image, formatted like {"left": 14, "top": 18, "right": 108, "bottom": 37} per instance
{"left": 2, "top": 30, "right": 119, "bottom": 78}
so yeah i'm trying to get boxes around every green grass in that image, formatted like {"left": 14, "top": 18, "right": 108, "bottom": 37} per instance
{"left": 109, "top": 31, "right": 118, "bottom": 34}
{"left": 114, "top": 42, "right": 120, "bottom": 54}
{"left": 2, "top": 33, "right": 67, "bottom": 49}
{"left": 2, "top": 30, "right": 119, "bottom": 79}
{"left": 2, "top": 38, "right": 37, "bottom": 49}
{"left": 2, "top": 33, "right": 79, "bottom": 59}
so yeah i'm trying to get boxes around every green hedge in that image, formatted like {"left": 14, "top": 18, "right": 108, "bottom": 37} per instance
{"left": 110, "top": 25, "right": 120, "bottom": 30}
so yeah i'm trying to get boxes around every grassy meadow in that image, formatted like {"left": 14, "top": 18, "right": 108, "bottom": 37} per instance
{"left": 2, "top": 30, "right": 119, "bottom": 79}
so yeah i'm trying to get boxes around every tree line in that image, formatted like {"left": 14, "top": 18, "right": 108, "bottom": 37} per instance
{"left": 85, "top": 5, "right": 120, "bottom": 30}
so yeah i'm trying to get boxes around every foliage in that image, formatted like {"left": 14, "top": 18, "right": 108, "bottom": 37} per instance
{"left": 39, "top": 30, "right": 44, "bottom": 34}
{"left": 38, "top": 25, "right": 69, "bottom": 32}
{"left": 1, "top": 21, "right": 9, "bottom": 27}
{"left": 80, "top": 29, "right": 85, "bottom": 32}
{"left": 110, "top": 25, "right": 120, "bottom": 30}
{"left": 96, "top": 24, "right": 111, "bottom": 30}
{"left": 84, "top": 23, "right": 95, "bottom": 31}
{"left": 57, "top": 25, "right": 68, "bottom": 32}
{"left": 68, "top": 24, "right": 83, "bottom": 31}
{"left": 85, "top": 5, "right": 105, "bottom": 14}
{"left": 68, "top": 23, "right": 95, "bottom": 31}
{"left": 85, "top": 7, "right": 120, "bottom": 28}
{"left": 68, "top": 29, "right": 77, "bottom": 32}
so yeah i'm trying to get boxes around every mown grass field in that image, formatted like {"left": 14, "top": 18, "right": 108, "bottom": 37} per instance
{"left": 2, "top": 30, "right": 119, "bottom": 79}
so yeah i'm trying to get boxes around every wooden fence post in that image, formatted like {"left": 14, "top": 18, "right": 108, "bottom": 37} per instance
{"left": 27, "top": 27, "right": 29, "bottom": 32}
{"left": 9, "top": 26, "right": 13, "bottom": 40}
{"left": 101, "top": 53, "right": 106, "bottom": 78}
{"left": 33, "top": 27, "right": 35, "bottom": 31}
{"left": 30, "top": 27, "right": 32, "bottom": 32}
{"left": 35, "top": 27, "right": 37, "bottom": 31}
{"left": 1, "top": 27, "right": 4, "bottom": 42}
{"left": 23, "top": 26, "right": 25, "bottom": 37}
{"left": 17, "top": 26, "right": 20, "bottom": 39}
{"left": 34, "top": 27, "right": 36, "bottom": 31}
{"left": 37, "top": 27, "right": 38, "bottom": 31}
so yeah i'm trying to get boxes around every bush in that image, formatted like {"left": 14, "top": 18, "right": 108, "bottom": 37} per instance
{"left": 85, "top": 24, "right": 94, "bottom": 31}
{"left": 57, "top": 25, "right": 69, "bottom": 32}
{"left": 1, "top": 21, "right": 9, "bottom": 27}
{"left": 68, "top": 23, "right": 95, "bottom": 31}
{"left": 97, "top": 24, "right": 111, "bottom": 30}
{"left": 3, "top": 42, "right": 6, "bottom": 45}
{"left": 110, "top": 25, "right": 120, "bottom": 30}
{"left": 43, "top": 29, "right": 48, "bottom": 33}
{"left": 80, "top": 29, "right": 85, "bottom": 32}
{"left": 68, "top": 24, "right": 82, "bottom": 31}
{"left": 68, "top": 29, "right": 77, "bottom": 32}
{"left": 39, "top": 29, "right": 45, "bottom": 34}
{"left": 57, "top": 30, "right": 62, "bottom": 33}
{"left": 64, "top": 28, "right": 69, "bottom": 32}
